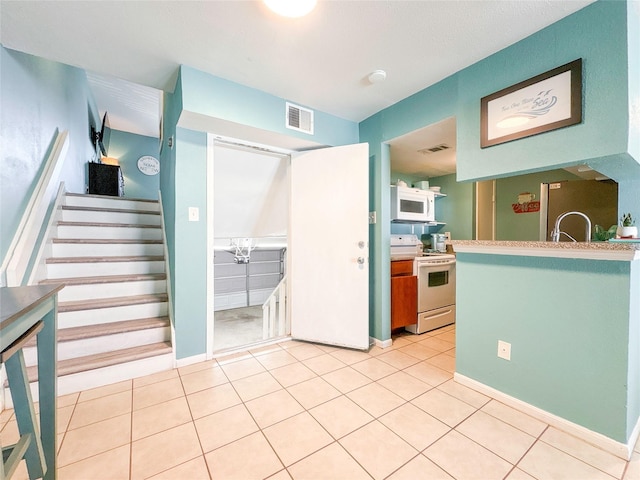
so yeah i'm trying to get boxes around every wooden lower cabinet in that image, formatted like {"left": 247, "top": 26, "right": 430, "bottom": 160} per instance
{"left": 391, "top": 260, "right": 417, "bottom": 330}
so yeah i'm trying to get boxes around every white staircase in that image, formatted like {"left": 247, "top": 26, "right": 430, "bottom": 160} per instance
{"left": 8, "top": 193, "right": 174, "bottom": 402}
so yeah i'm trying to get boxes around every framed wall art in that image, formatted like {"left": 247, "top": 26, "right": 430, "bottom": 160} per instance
{"left": 480, "top": 59, "right": 582, "bottom": 148}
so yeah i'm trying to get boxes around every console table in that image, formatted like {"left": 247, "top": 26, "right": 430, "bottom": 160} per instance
{"left": 88, "top": 162, "right": 124, "bottom": 196}
{"left": 1, "top": 285, "right": 62, "bottom": 480}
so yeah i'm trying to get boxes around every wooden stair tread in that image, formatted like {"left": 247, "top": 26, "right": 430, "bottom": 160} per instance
{"left": 47, "top": 255, "right": 164, "bottom": 264}
{"left": 40, "top": 273, "right": 167, "bottom": 286}
{"left": 24, "top": 317, "right": 170, "bottom": 347}
{"left": 59, "top": 293, "right": 168, "bottom": 312}
{"left": 25, "top": 342, "right": 172, "bottom": 381}
{"left": 52, "top": 238, "right": 163, "bottom": 245}
{"left": 16, "top": 194, "right": 174, "bottom": 391}
{"left": 62, "top": 205, "right": 160, "bottom": 215}
{"left": 57, "top": 221, "right": 160, "bottom": 229}
{"left": 65, "top": 193, "right": 159, "bottom": 204}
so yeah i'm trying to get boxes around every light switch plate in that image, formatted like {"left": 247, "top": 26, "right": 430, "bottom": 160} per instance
{"left": 188, "top": 207, "right": 199, "bottom": 222}
{"left": 369, "top": 211, "right": 377, "bottom": 224}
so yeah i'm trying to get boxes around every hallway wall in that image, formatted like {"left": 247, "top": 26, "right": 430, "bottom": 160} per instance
{"left": 0, "top": 46, "right": 97, "bottom": 265}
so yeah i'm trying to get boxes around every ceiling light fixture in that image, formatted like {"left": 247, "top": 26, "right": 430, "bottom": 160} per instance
{"left": 264, "top": 0, "right": 317, "bottom": 18}
{"left": 368, "top": 70, "right": 387, "bottom": 84}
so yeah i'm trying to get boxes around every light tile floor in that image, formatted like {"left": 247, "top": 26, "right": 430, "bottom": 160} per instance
{"left": 1, "top": 325, "right": 639, "bottom": 479}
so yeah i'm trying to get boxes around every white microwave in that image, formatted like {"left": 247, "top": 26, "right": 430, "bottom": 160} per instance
{"left": 390, "top": 186, "right": 435, "bottom": 222}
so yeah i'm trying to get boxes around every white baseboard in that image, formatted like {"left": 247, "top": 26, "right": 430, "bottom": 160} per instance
{"left": 454, "top": 373, "right": 636, "bottom": 460}
{"left": 370, "top": 337, "right": 393, "bottom": 349}
{"left": 175, "top": 353, "right": 208, "bottom": 368}
{"left": 3, "top": 353, "right": 174, "bottom": 408}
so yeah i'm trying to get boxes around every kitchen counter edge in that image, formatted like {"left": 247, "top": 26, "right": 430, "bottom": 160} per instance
{"left": 450, "top": 240, "right": 640, "bottom": 261}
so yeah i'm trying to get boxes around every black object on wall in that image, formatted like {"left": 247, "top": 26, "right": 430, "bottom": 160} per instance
{"left": 88, "top": 162, "right": 124, "bottom": 196}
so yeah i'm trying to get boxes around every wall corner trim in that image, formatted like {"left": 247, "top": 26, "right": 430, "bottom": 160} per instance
{"left": 370, "top": 337, "right": 393, "bottom": 349}
{"left": 175, "top": 353, "right": 207, "bottom": 369}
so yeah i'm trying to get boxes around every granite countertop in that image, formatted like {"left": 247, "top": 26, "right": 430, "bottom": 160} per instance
{"left": 450, "top": 240, "right": 640, "bottom": 261}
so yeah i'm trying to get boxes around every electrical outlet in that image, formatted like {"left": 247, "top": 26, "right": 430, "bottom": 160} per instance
{"left": 497, "top": 340, "right": 511, "bottom": 360}
{"left": 188, "top": 207, "right": 199, "bottom": 222}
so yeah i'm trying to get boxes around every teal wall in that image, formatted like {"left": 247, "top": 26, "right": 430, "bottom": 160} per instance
{"left": 429, "top": 174, "right": 474, "bottom": 241}
{"left": 361, "top": 76, "right": 458, "bottom": 340}
{"left": 1, "top": 46, "right": 97, "bottom": 265}
{"left": 455, "top": 0, "right": 633, "bottom": 181}
{"left": 627, "top": 0, "right": 640, "bottom": 163}
{"left": 107, "top": 130, "right": 160, "bottom": 200}
{"left": 616, "top": 1, "right": 640, "bottom": 219}
{"left": 171, "top": 127, "right": 208, "bottom": 359}
{"left": 628, "top": 260, "right": 640, "bottom": 437}
{"left": 360, "top": 0, "right": 638, "bottom": 343}
{"left": 179, "top": 66, "right": 359, "bottom": 148}
{"left": 162, "top": 67, "right": 360, "bottom": 359}
{"left": 368, "top": 135, "right": 391, "bottom": 342}
{"left": 456, "top": 253, "right": 637, "bottom": 442}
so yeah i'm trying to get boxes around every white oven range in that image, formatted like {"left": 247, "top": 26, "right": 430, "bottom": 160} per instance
{"left": 407, "top": 253, "right": 456, "bottom": 334}
{"left": 390, "top": 234, "right": 456, "bottom": 334}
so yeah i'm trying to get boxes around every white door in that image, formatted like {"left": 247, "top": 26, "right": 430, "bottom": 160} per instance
{"left": 289, "top": 143, "right": 369, "bottom": 350}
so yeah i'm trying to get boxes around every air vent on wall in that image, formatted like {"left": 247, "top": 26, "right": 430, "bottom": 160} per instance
{"left": 286, "top": 102, "right": 314, "bottom": 135}
{"left": 418, "top": 143, "right": 450, "bottom": 155}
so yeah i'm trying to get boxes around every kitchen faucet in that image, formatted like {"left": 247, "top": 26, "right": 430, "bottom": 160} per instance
{"left": 550, "top": 211, "right": 592, "bottom": 243}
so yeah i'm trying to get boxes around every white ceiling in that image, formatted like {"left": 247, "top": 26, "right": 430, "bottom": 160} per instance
{"left": 388, "top": 117, "right": 457, "bottom": 178}
{"left": 85, "top": 72, "right": 162, "bottom": 139}
{"left": 1, "top": 0, "right": 595, "bottom": 175}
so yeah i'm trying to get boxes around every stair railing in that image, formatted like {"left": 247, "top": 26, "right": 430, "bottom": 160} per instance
{"left": 1, "top": 130, "right": 69, "bottom": 286}
{"left": 27, "top": 183, "right": 67, "bottom": 285}
{"left": 262, "top": 275, "right": 288, "bottom": 339}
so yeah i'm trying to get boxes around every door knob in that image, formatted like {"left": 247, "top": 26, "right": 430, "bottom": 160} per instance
{"left": 357, "top": 257, "right": 365, "bottom": 265}
{"left": 358, "top": 241, "right": 366, "bottom": 249}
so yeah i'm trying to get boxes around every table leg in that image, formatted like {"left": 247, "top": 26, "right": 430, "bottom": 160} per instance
{"left": 37, "top": 306, "right": 57, "bottom": 480}
{"left": 4, "top": 351, "right": 45, "bottom": 479}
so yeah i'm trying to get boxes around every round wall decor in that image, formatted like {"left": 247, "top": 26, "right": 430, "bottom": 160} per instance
{"left": 137, "top": 155, "right": 160, "bottom": 175}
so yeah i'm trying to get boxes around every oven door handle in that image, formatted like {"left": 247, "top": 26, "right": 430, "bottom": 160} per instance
{"left": 423, "top": 308, "right": 455, "bottom": 319}
{"left": 418, "top": 259, "right": 456, "bottom": 267}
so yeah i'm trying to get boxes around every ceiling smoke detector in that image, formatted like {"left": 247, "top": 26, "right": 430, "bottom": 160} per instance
{"left": 368, "top": 70, "right": 387, "bottom": 84}
{"left": 418, "top": 144, "right": 451, "bottom": 155}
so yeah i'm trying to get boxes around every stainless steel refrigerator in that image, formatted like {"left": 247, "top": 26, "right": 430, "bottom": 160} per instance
{"left": 539, "top": 179, "right": 618, "bottom": 242}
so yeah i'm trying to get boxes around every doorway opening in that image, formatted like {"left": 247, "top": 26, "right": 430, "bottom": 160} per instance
{"left": 206, "top": 137, "right": 370, "bottom": 355}
{"left": 210, "top": 139, "right": 290, "bottom": 353}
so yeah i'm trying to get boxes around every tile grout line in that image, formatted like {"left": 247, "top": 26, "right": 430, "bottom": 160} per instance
{"left": 56, "top": 392, "right": 80, "bottom": 463}
{"left": 178, "top": 358, "right": 221, "bottom": 480}
{"left": 243, "top": 341, "right": 389, "bottom": 477}
{"left": 254, "top": 339, "right": 447, "bottom": 479}
{"left": 20, "top": 324, "right": 634, "bottom": 479}
{"left": 534, "top": 428, "right": 629, "bottom": 479}
{"left": 509, "top": 423, "right": 551, "bottom": 479}
{"left": 128, "top": 382, "right": 134, "bottom": 480}
{"left": 188, "top": 367, "right": 216, "bottom": 480}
